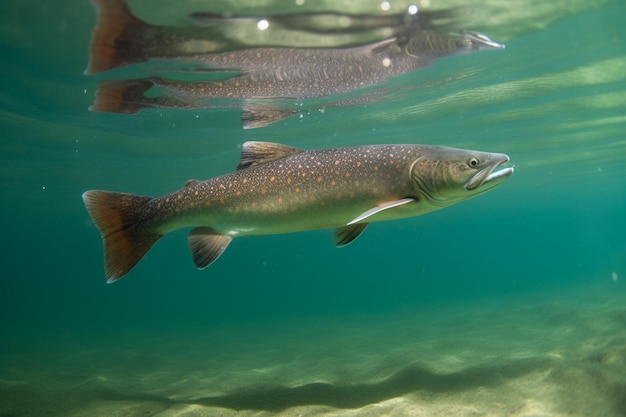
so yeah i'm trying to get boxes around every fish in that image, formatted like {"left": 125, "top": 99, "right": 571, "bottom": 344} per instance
{"left": 86, "top": 0, "right": 456, "bottom": 74}
{"left": 82, "top": 141, "right": 514, "bottom": 283}
{"left": 86, "top": 0, "right": 504, "bottom": 127}
{"left": 90, "top": 30, "right": 504, "bottom": 127}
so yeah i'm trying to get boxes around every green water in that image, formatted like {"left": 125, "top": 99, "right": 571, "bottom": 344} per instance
{"left": 1, "top": 0, "right": 625, "bottom": 416}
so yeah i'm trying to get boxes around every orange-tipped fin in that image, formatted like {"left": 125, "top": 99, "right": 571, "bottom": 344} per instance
{"left": 89, "top": 79, "right": 154, "bottom": 114}
{"left": 86, "top": 0, "right": 151, "bottom": 74}
{"left": 82, "top": 190, "right": 161, "bottom": 282}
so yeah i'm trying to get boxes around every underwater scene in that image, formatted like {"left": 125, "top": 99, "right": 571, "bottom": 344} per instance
{"left": 1, "top": 0, "right": 625, "bottom": 415}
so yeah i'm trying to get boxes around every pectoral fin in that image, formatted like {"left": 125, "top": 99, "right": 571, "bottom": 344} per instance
{"left": 333, "top": 223, "right": 368, "bottom": 247}
{"left": 188, "top": 227, "right": 233, "bottom": 269}
{"left": 347, "top": 198, "right": 416, "bottom": 225}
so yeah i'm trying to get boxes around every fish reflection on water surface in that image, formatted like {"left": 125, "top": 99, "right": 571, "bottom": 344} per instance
{"left": 86, "top": 0, "right": 504, "bottom": 128}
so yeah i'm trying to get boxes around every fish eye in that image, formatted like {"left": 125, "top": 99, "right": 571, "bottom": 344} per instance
{"left": 468, "top": 157, "right": 480, "bottom": 168}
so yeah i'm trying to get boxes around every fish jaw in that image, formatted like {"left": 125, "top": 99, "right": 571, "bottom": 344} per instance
{"left": 459, "top": 31, "right": 506, "bottom": 50}
{"left": 466, "top": 154, "right": 514, "bottom": 192}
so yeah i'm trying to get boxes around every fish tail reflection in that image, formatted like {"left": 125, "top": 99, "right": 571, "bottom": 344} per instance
{"left": 89, "top": 79, "right": 155, "bottom": 114}
{"left": 86, "top": 0, "right": 153, "bottom": 74}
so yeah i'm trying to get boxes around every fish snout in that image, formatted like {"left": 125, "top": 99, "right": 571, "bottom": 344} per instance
{"left": 460, "top": 31, "right": 505, "bottom": 51}
{"left": 466, "top": 154, "right": 514, "bottom": 191}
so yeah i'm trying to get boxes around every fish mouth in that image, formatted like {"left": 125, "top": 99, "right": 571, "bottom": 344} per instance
{"left": 460, "top": 31, "right": 506, "bottom": 50}
{"left": 466, "top": 156, "right": 514, "bottom": 191}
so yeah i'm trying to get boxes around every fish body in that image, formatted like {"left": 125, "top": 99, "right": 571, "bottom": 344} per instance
{"left": 90, "top": 31, "right": 503, "bottom": 126}
{"left": 86, "top": 0, "right": 456, "bottom": 74}
{"left": 104, "top": 32, "right": 486, "bottom": 99}
{"left": 83, "top": 142, "right": 513, "bottom": 282}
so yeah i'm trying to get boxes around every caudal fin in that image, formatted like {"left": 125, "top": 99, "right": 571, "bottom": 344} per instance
{"left": 86, "top": 0, "right": 153, "bottom": 74}
{"left": 82, "top": 190, "right": 161, "bottom": 283}
{"left": 89, "top": 79, "right": 155, "bottom": 113}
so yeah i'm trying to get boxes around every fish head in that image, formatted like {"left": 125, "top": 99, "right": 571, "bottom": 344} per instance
{"left": 409, "top": 146, "right": 514, "bottom": 207}
{"left": 404, "top": 30, "right": 504, "bottom": 58}
{"left": 456, "top": 31, "right": 505, "bottom": 51}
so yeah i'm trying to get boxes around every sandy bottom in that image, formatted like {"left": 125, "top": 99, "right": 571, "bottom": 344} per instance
{"left": 2, "top": 285, "right": 626, "bottom": 417}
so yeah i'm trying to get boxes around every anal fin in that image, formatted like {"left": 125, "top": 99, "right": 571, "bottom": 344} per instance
{"left": 188, "top": 227, "right": 233, "bottom": 269}
{"left": 333, "top": 223, "right": 368, "bottom": 247}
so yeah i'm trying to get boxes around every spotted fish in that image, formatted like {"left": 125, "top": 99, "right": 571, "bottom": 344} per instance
{"left": 89, "top": 30, "right": 503, "bottom": 127}
{"left": 82, "top": 141, "right": 513, "bottom": 283}
{"left": 86, "top": 0, "right": 473, "bottom": 74}
{"left": 86, "top": 0, "right": 504, "bottom": 127}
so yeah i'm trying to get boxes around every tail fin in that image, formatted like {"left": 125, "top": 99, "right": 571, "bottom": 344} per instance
{"left": 82, "top": 190, "right": 161, "bottom": 283}
{"left": 86, "top": 0, "right": 153, "bottom": 74}
{"left": 89, "top": 79, "right": 154, "bottom": 113}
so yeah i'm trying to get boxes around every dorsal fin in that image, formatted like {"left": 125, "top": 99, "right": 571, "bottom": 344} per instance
{"left": 236, "top": 141, "right": 304, "bottom": 170}
{"left": 241, "top": 108, "right": 298, "bottom": 129}
{"left": 185, "top": 179, "right": 202, "bottom": 188}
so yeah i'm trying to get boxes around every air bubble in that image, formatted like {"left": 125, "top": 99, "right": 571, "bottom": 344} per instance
{"left": 257, "top": 19, "right": 269, "bottom": 31}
